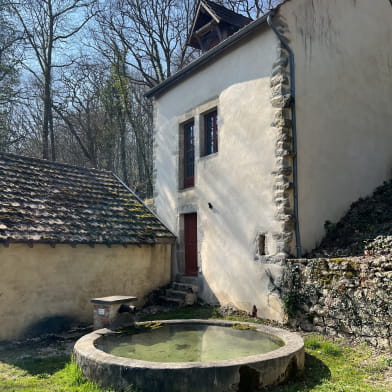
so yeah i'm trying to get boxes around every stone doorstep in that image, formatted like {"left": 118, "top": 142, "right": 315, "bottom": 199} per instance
{"left": 165, "top": 289, "right": 187, "bottom": 300}
{"left": 159, "top": 296, "right": 184, "bottom": 305}
{"left": 175, "top": 275, "right": 198, "bottom": 286}
{"left": 172, "top": 282, "right": 199, "bottom": 293}
{"left": 158, "top": 277, "right": 199, "bottom": 307}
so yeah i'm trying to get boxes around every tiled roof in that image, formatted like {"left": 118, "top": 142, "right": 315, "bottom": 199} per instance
{"left": 0, "top": 153, "right": 175, "bottom": 245}
{"left": 203, "top": 1, "right": 253, "bottom": 27}
{"left": 147, "top": 7, "right": 268, "bottom": 98}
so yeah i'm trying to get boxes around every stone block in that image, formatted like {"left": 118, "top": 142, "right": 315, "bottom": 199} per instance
{"left": 91, "top": 295, "right": 137, "bottom": 330}
{"left": 326, "top": 327, "right": 338, "bottom": 336}
{"left": 272, "top": 118, "right": 292, "bottom": 129}
{"left": 314, "top": 326, "right": 326, "bottom": 334}
{"left": 271, "top": 94, "right": 292, "bottom": 108}
{"left": 270, "top": 73, "right": 289, "bottom": 87}
{"left": 271, "top": 83, "right": 290, "bottom": 97}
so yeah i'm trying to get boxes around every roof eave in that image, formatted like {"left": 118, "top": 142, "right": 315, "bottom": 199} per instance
{"left": 201, "top": 0, "right": 222, "bottom": 24}
{"left": 0, "top": 237, "right": 175, "bottom": 247}
{"left": 145, "top": 11, "right": 270, "bottom": 99}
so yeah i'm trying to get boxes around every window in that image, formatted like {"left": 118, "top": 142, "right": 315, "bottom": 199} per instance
{"left": 183, "top": 121, "right": 195, "bottom": 188}
{"left": 257, "top": 234, "right": 266, "bottom": 256}
{"left": 204, "top": 110, "right": 218, "bottom": 155}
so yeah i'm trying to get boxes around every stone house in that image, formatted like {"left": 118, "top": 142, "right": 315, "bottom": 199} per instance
{"left": 0, "top": 152, "right": 174, "bottom": 340}
{"left": 147, "top": 0, "right": 392, "bottom": 321}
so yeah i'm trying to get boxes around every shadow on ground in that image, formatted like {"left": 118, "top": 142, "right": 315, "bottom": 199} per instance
{"left": 264, "top": 353, "right": 331, "bottom": 392}
{"left": 13, "top": 356, "right": 69, "bottom": 376}
{"left": 0, "top": 329, "right": 88, "bottom": 378}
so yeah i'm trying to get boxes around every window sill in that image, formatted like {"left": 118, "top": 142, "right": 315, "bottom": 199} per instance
{"left": 199, "top": 152, "right": 218, "bottom": 160}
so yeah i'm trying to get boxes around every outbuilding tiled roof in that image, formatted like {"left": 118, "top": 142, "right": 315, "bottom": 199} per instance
{"left": 0, "top": 153, "right": 175, "bottom": 245}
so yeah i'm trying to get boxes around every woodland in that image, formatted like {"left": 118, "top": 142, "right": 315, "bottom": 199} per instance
{"left": 0, "top": 0, "right": 278, "bottom": 198}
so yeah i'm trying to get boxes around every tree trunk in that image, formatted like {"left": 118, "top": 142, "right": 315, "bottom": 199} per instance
{"left": 49, "top": 100, "right": 56, "bottom": 161}
{"left": 42, "top": 70, "right": 51, "bottom": 159}
{"left": 118, "top": 107, "right": 129, "bottom": 185}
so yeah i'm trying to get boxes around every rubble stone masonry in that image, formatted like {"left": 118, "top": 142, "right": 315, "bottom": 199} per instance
{"left": 283, "top": 256, "right": 392, "bottom": 348}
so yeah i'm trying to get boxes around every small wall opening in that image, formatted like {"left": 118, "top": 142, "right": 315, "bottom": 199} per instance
{"left": 257, "top": 234, "right": 266, "bottom": 256}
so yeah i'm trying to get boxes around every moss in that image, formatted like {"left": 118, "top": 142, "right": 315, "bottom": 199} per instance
{"left": 310, "top": 178, "right": 392, "bottom": 257}
{"left": 111, "top": 322, "right": 164, "bottom": 337}
{"left": 311, "top": 268, "right": 336, "bottom": 286}
{"left": 143, "top": 321, "right": 164, "bottom": 330}
{"left": 311, "top": 258, "right": 360, "bottom": 286}
{"left": 330, "top": 258, "right": 345, "bottom": 264}
{"left": 231, "top": 323, "right": 257, "bottom": 331}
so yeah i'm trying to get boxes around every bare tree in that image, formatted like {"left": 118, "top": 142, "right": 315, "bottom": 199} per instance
{"left": 9, "top": 0, "right": 96, "bottom": 160}
{"left": 0, "top": 1, "right": 23, "bottom": 149}
{"left": 4, "top": 0, "right": 283, "bottom": 196}
{"left": 10, "top": 81, "right": 45, "bottom": 156}
{"left": 95, "top": 0, "right": 197, "bottom": 88}
{"left": 53, "top": 54, "right": 153, "bottom": 196}
{"left": 53, "top": 59, "right": 109, "bottom": 168}
{"left": 218, "top": 0, "right": 280, "bottom": 19}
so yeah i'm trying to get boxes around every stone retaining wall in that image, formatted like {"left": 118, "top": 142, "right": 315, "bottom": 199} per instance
{"left": 283, "top": 256, "right": 392, "bottom": 348}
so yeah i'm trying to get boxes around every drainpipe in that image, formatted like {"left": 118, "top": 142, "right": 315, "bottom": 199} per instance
{"left": 267, "top": 12, "right": 302, "bottom": 258}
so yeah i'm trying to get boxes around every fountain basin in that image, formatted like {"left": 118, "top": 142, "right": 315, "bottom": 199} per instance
{"left": 74, "top": 319, "right": 304, "bottom": 392}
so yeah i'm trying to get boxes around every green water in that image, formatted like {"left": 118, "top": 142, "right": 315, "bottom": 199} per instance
{"left": 98, "top": 324, "right": 284, "bottom": 362}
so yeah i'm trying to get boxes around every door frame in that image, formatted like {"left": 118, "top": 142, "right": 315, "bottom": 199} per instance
{"left": 182, "top": 212, "right": 198, "bottom": 276}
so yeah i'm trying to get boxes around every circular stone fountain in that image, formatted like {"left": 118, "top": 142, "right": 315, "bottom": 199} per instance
{"left": 74, "top": 319, "right": 304, "bottom": 392}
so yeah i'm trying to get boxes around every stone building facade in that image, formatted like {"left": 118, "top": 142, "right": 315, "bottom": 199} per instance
{"left": 147, "top": 0, "right": 392, "bottom": 320}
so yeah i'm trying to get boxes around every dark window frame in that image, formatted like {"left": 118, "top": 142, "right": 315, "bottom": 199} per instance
{"left": 203, "top": 109, "right": 218, "bottom": 156}
{"left": 183, "top": 120, "right": 195, "bottom": 188}
{"left": 258, "top": 234, "right": 266, "bottom": 256}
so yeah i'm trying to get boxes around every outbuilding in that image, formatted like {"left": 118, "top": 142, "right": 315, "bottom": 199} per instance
{"left": 0, "top": 152, "right": 174, "bottom": 340}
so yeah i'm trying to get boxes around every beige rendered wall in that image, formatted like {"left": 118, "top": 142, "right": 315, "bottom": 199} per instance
{"left": 154, "top": 28, "right": 286, "bottom": 321}
{"left": 0, "top": 243, "right": 171, "bottom": 341}
{"left": 280, "top": 0, "right": 392, "bottom": 253}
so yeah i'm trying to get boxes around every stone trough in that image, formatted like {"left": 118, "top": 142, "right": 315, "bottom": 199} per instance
{"left": 74, "top": 319, "right": 304, "bottom": 392}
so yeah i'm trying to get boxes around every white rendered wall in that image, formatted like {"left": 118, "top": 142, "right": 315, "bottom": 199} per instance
{"left": 281, "top": 0, "right": 392, "bottom": 253}
{"left": 154, "top": 28, "right": 285, "bottom": 320}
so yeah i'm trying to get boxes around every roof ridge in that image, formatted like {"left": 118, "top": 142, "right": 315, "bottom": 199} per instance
{"left": 203, "top": 0, "right": 253, "bottom": 22}
{"left": 200, "top": 0, "right": 221, "bottom": 23}
{"left": 0, "top": 152, "right": 113, "bottom": 176}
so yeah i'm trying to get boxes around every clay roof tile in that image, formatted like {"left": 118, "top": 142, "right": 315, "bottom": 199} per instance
{"left": 0, "top": 153, "right": 175, "bottom": 245}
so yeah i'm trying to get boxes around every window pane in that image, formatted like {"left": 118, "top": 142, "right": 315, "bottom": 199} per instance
{"left": 204, "top": 110, "right": 218, "bottom": 155}
{"left": 184, "top": 121, "right": 194, "bottom": 187}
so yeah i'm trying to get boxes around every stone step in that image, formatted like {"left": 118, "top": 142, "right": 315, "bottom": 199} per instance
{"left": 159, "top": 296, "right": 184, "bottom": 306}
{"left": 175, "top": 275, "right": 198, "bottom": 285}
{"left": 166, "top": 289, "right": 187, "bottom": 300}
{"left": 172, "top": 282, "right": 199, "bottom": 293}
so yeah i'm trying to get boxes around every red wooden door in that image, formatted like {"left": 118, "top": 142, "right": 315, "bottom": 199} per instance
{"left": 184, "top": 213, "right": 198, "bottom": 276}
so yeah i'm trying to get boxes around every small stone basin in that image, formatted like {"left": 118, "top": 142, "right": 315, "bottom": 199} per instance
{"left": 74, "top": 319, "right": 304, "bottom": 392}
